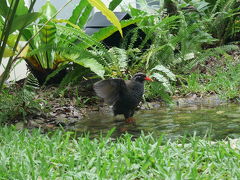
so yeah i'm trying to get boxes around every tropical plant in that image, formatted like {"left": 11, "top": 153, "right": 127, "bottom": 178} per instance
{"left": 21, "top": 0, "right": 130, "bottom": 86}
{"left": 0, "top": 0, "right": 125, "bottom": 89}
{"left": 206, "top": 0, "right": 240, "bottom": 45}
{"left": 110, "top": 0, "right": 239, "bottom": 101}
{"left": 39, "top": 16, "right": 144, "bottom": 92}
{"left": 179, "top": 0, "right": 240, "bottom": 45}
{"left": 150, "top": 65, "right": 176, "bottom": 93}
{"left": 0, "top": 0, "right": 40, "bottom": 91}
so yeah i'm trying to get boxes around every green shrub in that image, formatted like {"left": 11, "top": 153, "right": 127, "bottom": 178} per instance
{"left": 0, "top": 75, "right": 47, "bottom": 123}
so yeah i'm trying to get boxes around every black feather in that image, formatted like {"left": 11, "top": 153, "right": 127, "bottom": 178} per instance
{"left": 93, "top": 73, "right": 148, "bottom": 119}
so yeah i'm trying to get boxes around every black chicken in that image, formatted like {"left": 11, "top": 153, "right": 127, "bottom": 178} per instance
{"left": 93, "top": 73, "right": 152, "bottom": 122}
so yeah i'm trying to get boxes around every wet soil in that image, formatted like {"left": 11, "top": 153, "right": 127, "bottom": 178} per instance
{"left": 17, "top": 85, "right": 228, "bottom": 134}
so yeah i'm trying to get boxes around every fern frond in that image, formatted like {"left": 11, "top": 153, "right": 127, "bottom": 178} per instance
{"left": 24, "top": 73, "right": 40, "bottom": 91}
{"left": 128, "top": 28, "right": 139, "bottom": 49}
{"left": 151, "top": 73, "right": 172, "bottom": 93}
{"left": 108, "top": 47, "right": 128, "bottom": 73}
{"left": 151, "top": 65, "right": 176, "bottom": 81}
{"left": 57, "top": 24, "right": 112, "bottom": 62}
{"left": 149, "top": 64, "right": 176, "bottom": 93}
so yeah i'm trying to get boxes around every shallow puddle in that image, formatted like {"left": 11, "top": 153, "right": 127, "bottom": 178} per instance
{"left": 69, "top": 104, "right": 240, "bottom": 140}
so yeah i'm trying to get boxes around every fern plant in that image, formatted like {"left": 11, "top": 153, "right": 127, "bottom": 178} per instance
{"left": 0, "top": 73, "right": 46, "bottom": 124}
{"left": 150, "top": 65, "right": 176, "bottom": 93}
{"left": 107, "top": 47, "right": 129, "bottom": 77}
{"left": 144, "top": 64, "right": 175, "bottom": 105}
{"left": 202, "top": 0, "right": 240, "bottom": 45}
{"left": 0, "top": 0, "right": 40, "bottom": 91}
{"left": 21, "top": 0, "right": 127, "bottom": 85}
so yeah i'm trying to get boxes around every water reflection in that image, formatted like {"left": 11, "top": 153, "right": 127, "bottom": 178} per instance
{"left": 69, "top": 104, "right": 240, "bottom": 140}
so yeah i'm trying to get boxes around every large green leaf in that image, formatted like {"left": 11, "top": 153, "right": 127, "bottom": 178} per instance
{"left": 3, "top": 46, "right": 14, "bottom": 57}
{"left": 28, "top": 1, "right": 58, "bottom": 69}
{"left": 69, "top": 0, "right": 90, "bottom": 24}
{"left": 6, "top": 33, "right": 18, "bottom": 47}
{"left": 0, "top": 0, "right": 29, "bottom": 17}
{"left": 73, "top": 58, "right": 105, "bottom": 78}
{"left": 39, "top": 1, "right": 57, "bottom": 21}
{"left": 22, "top": 29, "right": 36, "bottom": 50}
{"left": 0, "top": 16, "right": 3, "bottom": 26}
{"left": 39, "top": 24, "right": 56, "bottom": 44}
{"left": 10, "top": 12, "right": 40, "bottom": 33}
{"left": 109, "top": 0, "right": 123, "bottom": 11}
{"left": 77, "top": 5, "right": 93, "bottom": 28}
{"left": 87, "top": 0, "right": 123, "bottom": 37}
{"left": 0, "top": 30, "right": 13, "bottom": 44}
{"left": 0, "top": 0, "right": 9, "bottom": 17}
{"left": 39, "top": 24, "right": 56, "bottom": 69}
{"left": 15, "top": 0, "right": 28, "bottom": 15}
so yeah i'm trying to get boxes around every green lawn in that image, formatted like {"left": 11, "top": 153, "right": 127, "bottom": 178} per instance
{"left": 0, "top": 126, "right": 239, "bottom": 179}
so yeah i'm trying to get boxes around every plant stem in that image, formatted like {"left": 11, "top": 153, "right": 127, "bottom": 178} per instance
{"left": 0, "top": 0, "right": 20, "bottom": 65}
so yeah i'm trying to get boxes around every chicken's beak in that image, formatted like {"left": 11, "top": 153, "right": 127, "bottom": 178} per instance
{"left": 144, "top": 76, "right": 153, "bottom": 81}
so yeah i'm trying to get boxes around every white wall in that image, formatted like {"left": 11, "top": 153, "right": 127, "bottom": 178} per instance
{"left": 34, "top": 0, "right": 81, "bottom": 19}
{"left": 0, "top": 58, "right": 28, "bottom": 82}
{"left": 34, "top": 0, "right": 136, "bottom": 15}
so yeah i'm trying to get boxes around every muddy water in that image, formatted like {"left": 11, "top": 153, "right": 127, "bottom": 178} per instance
{"left": 70, "top": 104, "right": 240, "bottom": 140}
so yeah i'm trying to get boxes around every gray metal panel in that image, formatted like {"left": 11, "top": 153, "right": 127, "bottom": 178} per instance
{"left": 86, "top": 12, "right": 130, "bottom": 28}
